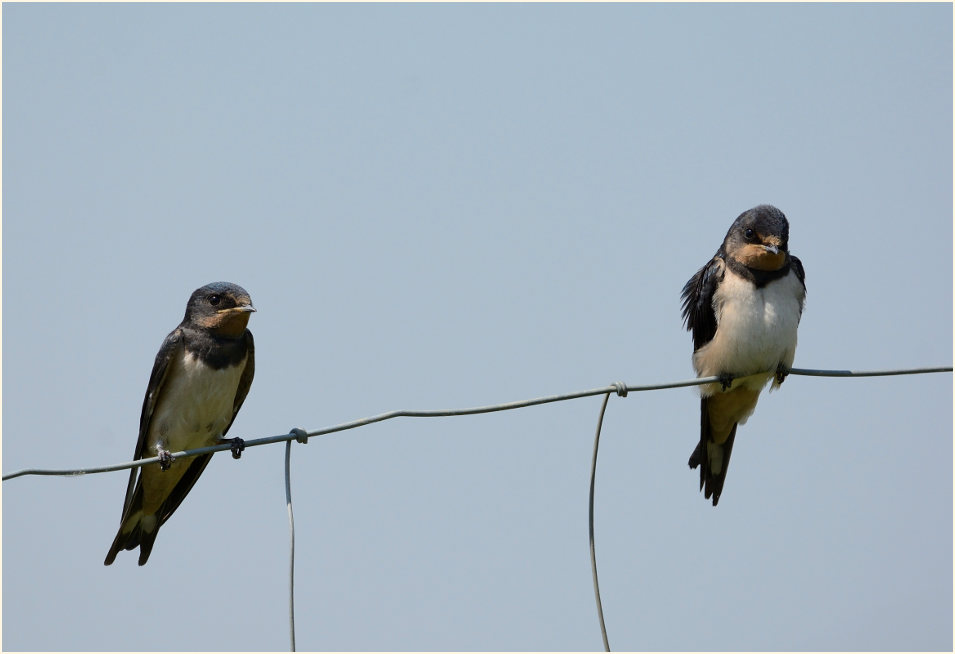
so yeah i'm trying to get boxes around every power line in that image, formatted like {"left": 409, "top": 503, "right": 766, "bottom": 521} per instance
{"left": 2, "top": 366, "right": 950, "bottom": 482}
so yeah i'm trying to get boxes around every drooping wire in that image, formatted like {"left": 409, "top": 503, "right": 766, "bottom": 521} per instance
{"left": 2, "top": 366, "right": 950, "bottom": 481}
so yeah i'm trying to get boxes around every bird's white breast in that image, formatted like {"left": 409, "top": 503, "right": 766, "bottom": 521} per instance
{"left": 148, "top": 351, "right": 246, "bottom": 455}
{"left": 693, "top": 269, "right": 804, "bottom": 388}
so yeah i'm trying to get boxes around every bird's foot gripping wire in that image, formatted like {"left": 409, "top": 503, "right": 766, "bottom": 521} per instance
{"left": 222, "top": 437, "right": 246, "bottom": 459}
{"left": 775, "top": 364, "right": 791, "bottom": 385}
{"left": 157, "top": 448, "right": 173, "bottom": 471}
{"left": 717, "top": 373, "right": 735, "bottom": 391}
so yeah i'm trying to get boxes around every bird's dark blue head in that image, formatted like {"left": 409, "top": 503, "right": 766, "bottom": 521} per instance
{"left": 723, "top": 205, "right": 791, "bottom": 271}
{"left": 183, "top": 282, "right": 255, "bottom": 337}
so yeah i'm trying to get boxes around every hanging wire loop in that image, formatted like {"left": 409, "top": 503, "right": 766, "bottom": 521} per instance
{"left": 285, "top": 435, "right": 298, "bottom": 652}
{"left": 590, "top": 392, "right": 613, "bottom": 652}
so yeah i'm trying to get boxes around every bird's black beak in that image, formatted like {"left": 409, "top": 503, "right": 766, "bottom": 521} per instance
{"left": 219, "top": 303, "right": 256, "bottom": 314}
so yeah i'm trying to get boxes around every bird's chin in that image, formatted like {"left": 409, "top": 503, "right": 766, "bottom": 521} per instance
{"left": 735, "top": 243, "right": 786, "bottom": 271}
{"left": 202, "top": 310, "right": 252, "bottom": 337}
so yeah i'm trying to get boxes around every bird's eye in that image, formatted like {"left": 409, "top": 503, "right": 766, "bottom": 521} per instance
{"left": 209, "top": 294, "right": 221, "bottom": 306}
{"left": 744, "top": 228, "right": 755, "bottom": 240}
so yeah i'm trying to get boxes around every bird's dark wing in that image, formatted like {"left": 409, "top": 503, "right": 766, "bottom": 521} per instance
{"left": 683, "top": 256, "right": 734, "bottom": 506}
{"left": 680, "top": 256, "right": 725, "bottom": 351}
{"left": 136, "top": 329, "right": 184, "bottom": 458}
{"left": 117, "top": 329, "right": 185, "bottom": 517}
{"left": 790, "top": 254, "right": 806, "bottom": 287}
{"left": 791, "top": 255, "right": 807, "bottom": 317}
{"left": 223, "top": 330, "right": 254, "bottom": 437}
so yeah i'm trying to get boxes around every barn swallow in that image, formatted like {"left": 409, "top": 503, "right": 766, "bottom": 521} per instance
{"left": 681, "top": 205, "right": 806, "bottom": 506}
{"left": 105, "top": 282, "right": 255, "bottom": 565}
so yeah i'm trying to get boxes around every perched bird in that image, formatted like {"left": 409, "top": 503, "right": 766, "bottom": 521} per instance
{"left": 105, "top": 282, "right": 255, "bottom": 565}
{"left": 681, "top": 205, "right": 806, "bottom": 505}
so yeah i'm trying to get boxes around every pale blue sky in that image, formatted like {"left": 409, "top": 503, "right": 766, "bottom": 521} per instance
{"left": 3, "top": 3, "right": 952, "bottom": 651}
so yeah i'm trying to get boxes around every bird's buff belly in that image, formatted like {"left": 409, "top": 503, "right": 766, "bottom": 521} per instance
{"left": 148, "top": 354, "right": 245, "bottom": 455}
{"left": 693, "top": 274, "right": 802, "bottom": 396}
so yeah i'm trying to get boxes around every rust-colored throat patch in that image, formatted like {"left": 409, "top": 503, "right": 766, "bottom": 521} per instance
{"left": 735, "top": 240, "right": 786, "bottom": 271}
{"left": 203, "top": 307, "right": 254, "bottom": 337}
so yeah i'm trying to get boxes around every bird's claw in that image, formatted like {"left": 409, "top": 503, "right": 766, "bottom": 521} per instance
{"left": 229, "top": 437, "right": 246, "bottom": 460}
{"left": 717, "top": 373, "right": 734, "bottom": 391}
{"left": 157, "top": 449, "right": 172, "bottom": 471}
{"left": 775, "top": 364, "right": 790, "bottom": 385}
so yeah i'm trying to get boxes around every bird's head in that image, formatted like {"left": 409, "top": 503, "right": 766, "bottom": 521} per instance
{"left": 723, "top": 204, "right": 791, "bottom": 271}
{"left": 183, "top": 282, "right": 255, "bottom": 337}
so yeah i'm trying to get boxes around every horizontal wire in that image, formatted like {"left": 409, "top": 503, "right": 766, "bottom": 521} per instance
{"left": 3, "top": 365, "right": 950, "bottom": 482}
{"left": 788, "top": 365, "right": 951, "bottom": 377}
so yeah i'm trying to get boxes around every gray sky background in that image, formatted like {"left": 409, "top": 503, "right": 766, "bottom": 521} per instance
{"left": 2, "top": 3, "right": 952, "bottom": 651}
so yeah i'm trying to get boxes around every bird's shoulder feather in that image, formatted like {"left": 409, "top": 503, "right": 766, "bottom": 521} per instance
{"left": 681, "top": 255, "right": 725, "bottom": 351}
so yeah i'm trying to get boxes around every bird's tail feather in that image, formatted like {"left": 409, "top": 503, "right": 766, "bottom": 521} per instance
{"left": 104, "top": 482, "right": 162, "bottom": 568}
{"left": 688, "top": 397, "right": 737, "bottom": 506}
{"left": 104, "top": 513, "right": 160, "bottom": 566}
